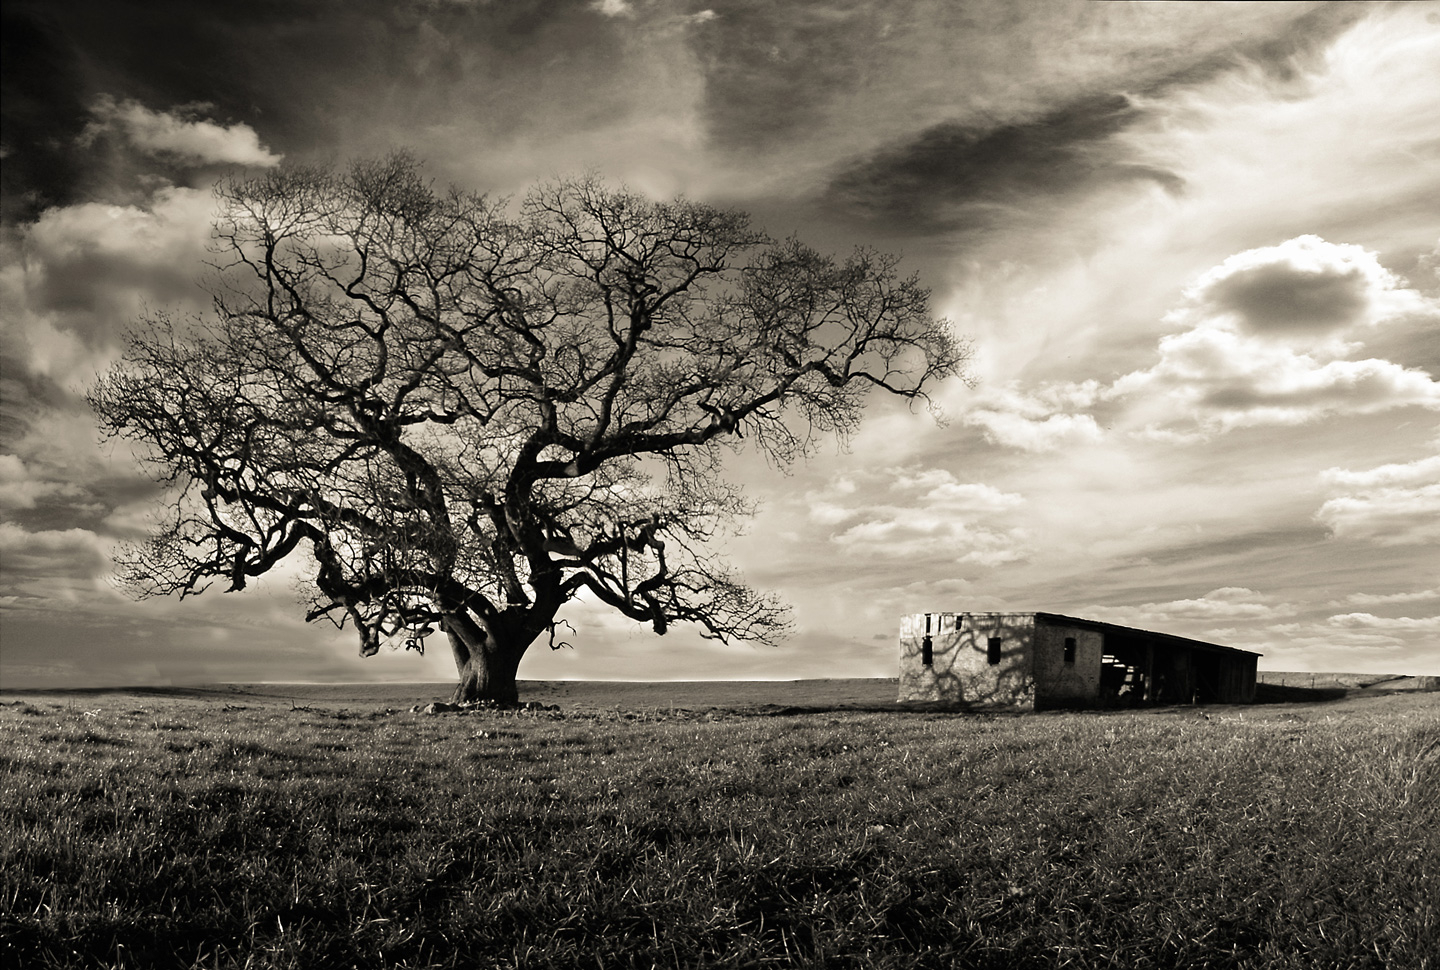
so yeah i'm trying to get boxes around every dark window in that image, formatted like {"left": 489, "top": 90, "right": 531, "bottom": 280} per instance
{"left": 921, "top": 636, "right": 933, "bottom": 667}
{"left": 987, "top": 637, "right": 1002, "bottom": 666}
{"left": 1064, "top": 637, "right": 1076, "bottom": 663}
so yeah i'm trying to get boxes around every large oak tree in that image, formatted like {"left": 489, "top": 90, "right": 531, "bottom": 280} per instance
{"left": 91, "top": 156, "right": 969, "bottom": 704}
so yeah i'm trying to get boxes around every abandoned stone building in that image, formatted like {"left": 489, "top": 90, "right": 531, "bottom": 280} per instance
{"left": 898, "top": 612, "right": 1260, "bottom": 709}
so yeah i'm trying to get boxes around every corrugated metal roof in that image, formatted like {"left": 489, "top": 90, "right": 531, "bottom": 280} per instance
{"left": 1032, "top": 612, "right": 1262, "bottom": 659}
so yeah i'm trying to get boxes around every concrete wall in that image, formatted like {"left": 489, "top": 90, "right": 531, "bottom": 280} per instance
{"left": 898, "top": 612, "right": 1036, "bottom": 706}
{"left": 1032, "top": 618, "right": 1104, "bottom": 709}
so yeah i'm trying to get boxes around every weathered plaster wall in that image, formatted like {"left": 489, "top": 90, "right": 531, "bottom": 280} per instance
{"left": 1032, "top": 619, "right": 1103, "bottom": 709}
{"left": 897, "top": 612, "right": 958, "bottom": 703}
{"left": 898, "top": 612, "right": 1036, "bottom": 706}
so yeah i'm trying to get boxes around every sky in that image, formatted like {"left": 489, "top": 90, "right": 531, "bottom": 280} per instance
{"left": 1, "top": 0, "right": 1437, "bottom": 688}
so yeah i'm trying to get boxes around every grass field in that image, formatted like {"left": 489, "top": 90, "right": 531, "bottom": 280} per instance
{"left": 1, "top": 682, "right": 1436, "bottom": 969}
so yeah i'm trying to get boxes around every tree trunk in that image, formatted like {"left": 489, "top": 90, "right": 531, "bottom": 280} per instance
{"left": 446, "top": 616, "right": 527, "bottom": 706}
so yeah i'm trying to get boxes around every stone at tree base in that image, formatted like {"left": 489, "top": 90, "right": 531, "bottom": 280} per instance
{"left": 414, "top": 700, "right": 559, "bottom": 715}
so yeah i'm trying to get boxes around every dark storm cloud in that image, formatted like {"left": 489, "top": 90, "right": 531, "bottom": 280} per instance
{"left": 0, "top": 0, "right": 638, "bottom": 222}
{"left": 823, "top": 93, "right": 1181, "bottom": 236}
{"left": 690, "top": 0, "right": 891, "bottom": 151}
{"left": 0, "top": 10, "right": 92, "bottom": 224}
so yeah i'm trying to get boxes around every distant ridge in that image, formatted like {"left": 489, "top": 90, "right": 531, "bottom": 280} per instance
{"left": 5, "top": 675, "right": 1435, "bottom": 710}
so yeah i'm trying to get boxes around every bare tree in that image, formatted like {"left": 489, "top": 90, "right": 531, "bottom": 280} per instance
{"left": 90, "top": 156, "right": 969, "bottom": 704}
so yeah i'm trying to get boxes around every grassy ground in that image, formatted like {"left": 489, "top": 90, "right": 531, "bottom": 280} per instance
{"left": 1, "top": 687, "right": 1435, "bottom": 969}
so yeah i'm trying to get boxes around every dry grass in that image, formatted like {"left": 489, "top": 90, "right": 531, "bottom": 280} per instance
{"left": 1, "top": 688, "right": 1436, "bottom": 968}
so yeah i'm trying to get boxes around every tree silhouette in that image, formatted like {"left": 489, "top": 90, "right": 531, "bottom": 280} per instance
{"left": 91, "top": 156, "right": 969, "bottom": 703}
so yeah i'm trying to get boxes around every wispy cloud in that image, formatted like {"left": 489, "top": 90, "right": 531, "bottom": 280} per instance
{"left": 1340, "top": 588, "right": 1440, "bottom": 607}
{"left": 801, "top": 468, "right": 1028, "bottom": 566}
{"left": 1082, "top": 587, "right": 1296, "bottom": 628}
{"left": 1327, "top": 612, "right": 1440, "bottom": 635}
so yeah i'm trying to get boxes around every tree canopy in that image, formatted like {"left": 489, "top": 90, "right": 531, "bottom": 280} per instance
{"left": 90, "top": 156, "right": 970, "bottom": 703}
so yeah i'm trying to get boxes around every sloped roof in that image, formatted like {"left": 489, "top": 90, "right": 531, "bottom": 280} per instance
{"left": 1033, "top": 612, "right": 1262, "bottom": 659}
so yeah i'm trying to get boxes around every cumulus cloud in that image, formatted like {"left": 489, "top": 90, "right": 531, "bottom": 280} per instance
{"left": 833, "top": 516, "right": 1027, "bottom": 567}
{"left": 20, "top": 186, "right": 216, "bottom": 311}
{"left": 1315, "top": 455, "right": 1440, "bottom": 546}
{"left": 84, "top": 97, "right": 281, "bottom": 167}
{"left": 1186, "top": 235, "right": 1416, "bottom": 338}
{"left": 1107, "top": 237, "right": 1440, "bottom": 435}
{"left": 958, "top": 237, "right": 1439, "bottom": 449}
{"left": 5, "top": 184, "right": 217, "bottom": 380}
{"left": 1117, "top": 326, "right": 1440, "bottom": 433}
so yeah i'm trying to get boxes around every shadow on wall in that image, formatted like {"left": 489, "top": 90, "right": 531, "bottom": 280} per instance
{"left": 953, "top": 614, "right": 1034, "bottom": 707}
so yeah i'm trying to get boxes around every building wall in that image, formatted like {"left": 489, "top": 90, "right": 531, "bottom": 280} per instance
{"left": 1213, "top": 652, "right": 1259, "bottom": 703}
{"left": 898, "top": 612, "right": 1036, "bottom": 706}
{"left": 1031, "top": 618, "right": 1104, "bottom": 709}
{"left": 899, "top": 611, "right": 1261, "bottom": 709}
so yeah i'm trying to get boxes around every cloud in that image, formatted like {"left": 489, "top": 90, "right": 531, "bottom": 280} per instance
{"left": 1187, "top": 235, "right": 1413, "bottom": 338}
{"left": 957, "top": 381, "right": 1108, "bottom": 452}
{"left": 803, "top": 468, "right": 1028, "bottom": 566}
{"left": 688, "top": 1, "right": 1329, "bottom": 205}
{"left": 0, "top": 522, "right": 112, "bottom": 609}
{"left": 1111, "top": 237, "right": 1440, "bottom": 434}
{"left": 826, "top": 93, "right": 1181, "bottom": 235}
{"left": 83, "top": 97, "right": 281, "bottom": 167}
{"left": 965, "top": 409, "right": 1106, "bottom": 453}
{"left": 0, "top": 453, "right": 87, "bottom": 510}
{"left": 6, "top": 184, "right": 217, "bottom": 379}
{"left": 954, "top": 237, "right": 1440, "bottom": 450}
{"left": 1340, "top": 588, "right": 1440, "bottom": 607}
{"left": 589, "top": 0, "right": 634, "bottom": 18}
{"left": 1327, "top": 612, "right": 1440, "bottom": 634}
{"left": 1320, "top": 454, "right": 1440, "bottom": 489}
{"left": 1119, "top": 327, "right": 1440, "bottom": 433}
{"left": 1315, "top": 455, "right": 1440, "bottom": 546}
{"left": 1082, "top": 587, "right": 1296, "bottom": 628}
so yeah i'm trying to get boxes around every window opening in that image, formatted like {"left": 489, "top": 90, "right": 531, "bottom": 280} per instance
{"left": 1063, "top": 637, "right": 1076, "bottom": 663}
{"left": 987, "top": 637, "right": 1002, "bottom": 666}
{"left": 921, "top": 637, "right": 933, "bottom": 667}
